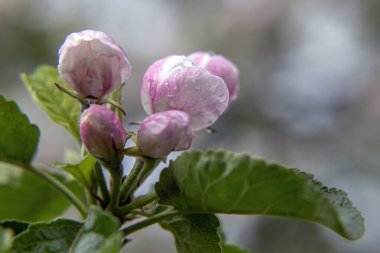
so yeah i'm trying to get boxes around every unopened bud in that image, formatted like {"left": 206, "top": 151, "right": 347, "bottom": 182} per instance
{"left": 140, "top": 55, "right": 229, "bottom": 130}
{"left": 80, "top": 104, "right": 126, "bottom": 166}
{"left": 137, "top": 110, "right": 195, "bottom": 158}
{"left": 189, "top": 51, "right": 239, "bottom": 104}
{"left": 58, "top": 30, "right": 131, "bottom": 99}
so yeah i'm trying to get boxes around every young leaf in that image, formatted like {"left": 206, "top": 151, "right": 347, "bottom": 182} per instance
{"left": 21, "top": 65, "right": 81, "bottom": 143}
{"left": 92, "top": 233, "right": 123, "bottom": 253}
{"left": 108, "top": 83, "right": 124, "bottom": 122}
{"left": 0, "top": 220, "right": 29, "bottom": 235}
{"left": 0, "top": 164, "right": 82, "bottom": 222}
{"left": 69, "top": 206, "right": 122, "bottom": 253}
{"left": 63, "top": 149, "right": 82, "bottom": 164}
{"left": 55, "top": 155, "right": 96, "bottom": 190}
{"left": 0, "top": 95, "right": 39, "bottom": 165}
{"left": 222, "top": 245, "right": 252, "bottom": 253}
{"left": 160, "top": 213, "right": 222, "bottom": 253}
{"left": 11, "top": 219, "right": 82, "bottom": 253}
{"left": 0, "top": 228, "right": 12, "bottom": 253}
{"left": 156, "top": 150, "right": 365, "bottom": 240}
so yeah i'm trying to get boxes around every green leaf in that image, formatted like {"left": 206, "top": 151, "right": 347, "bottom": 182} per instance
{"left": 222, "top": 245, "right": 252, "bottom": 253}
{"left": 70, "top": 206, "right": 121, "bottom": 253}
{"left": 63, "top": 149, "right": 82, "bottom": 164}
{"left": 93, "top": 233, "right": 123, "bottom": 253}
{"left": 0, "top": 96, "right": 73, "bottom": 222}
{"left": 109, "top": 83, "right": 123, "bottom": 105}
{"left": 0, "top": 228, "right": 13, "bottom": 253}
{"left": 108, "top": 83, "right": 124, "bottom": 122}
{"left": 55, "top": 155, "right": 96, "bottom": 190}
{"left": 0, "top": 164, "right": 82, "bottom": 222}
{"left": 11, "top": 219, "right": 82, "bottom": 253}
{"left": 21, "top": 65, "right": 81, "bottom": 143}
{"left": 0, "top": 95, "right": 39, "bottom": 165}
{"left": 156, "top": 150, "right": 365, "bottom": 240}
{"left": 160, "top": 213, "right": 222, "bottom": 253}
{"left": 0, "top": 220, "right": 29, "bottom": 235}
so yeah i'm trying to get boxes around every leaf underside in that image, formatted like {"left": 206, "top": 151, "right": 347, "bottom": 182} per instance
{"left": 160, "top": 213, "right": 221, "bottom": 253}
{"left": 10, "top": 207, "right": 122, "bottom": 253}
{"left": 69, "top": 206, "right": 122, "bottom": 253}
{"left": 11, "top": 219, "right": 82, "bottom": 253}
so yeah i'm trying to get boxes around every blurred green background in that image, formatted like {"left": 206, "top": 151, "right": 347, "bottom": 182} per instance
{"left": 1, "top": 0, "right": 379, "bottom": 252}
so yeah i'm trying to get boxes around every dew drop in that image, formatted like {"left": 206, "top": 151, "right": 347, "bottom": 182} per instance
{"left": 183, "top": 59, "right": 193, "bottom": 67}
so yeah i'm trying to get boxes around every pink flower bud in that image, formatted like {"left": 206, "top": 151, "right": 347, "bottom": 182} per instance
{"left": 189, "top": 51, "right": 239, "bottom": 104}
{"left": 137, "top": 110, "right": 195, "bottom": 158}
{"left": 80, "top": 104, "right": 126, "bottom": 165}
{"left": 58, "top": 30, "right": 132, "bottom": 99}
{"left": 141, "top": 55, "right": 229, "bottom": 130}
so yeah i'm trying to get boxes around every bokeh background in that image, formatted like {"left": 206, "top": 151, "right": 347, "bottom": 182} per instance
{"left": 1, "top": 0, "right": 380, "bottom": 252}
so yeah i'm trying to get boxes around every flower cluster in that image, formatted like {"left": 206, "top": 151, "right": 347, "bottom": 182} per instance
{"left": 58, "top": 30, "right": 239, "bottom": 161}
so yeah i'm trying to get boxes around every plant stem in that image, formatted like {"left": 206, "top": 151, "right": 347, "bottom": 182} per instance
{"left": 122, "top": 209, "right": 178, "bottom": 236}
{"left": 119, "top": 158, "right": 144, "bottom": 202}
{"left": 107, "top": 164, "right": 123, "bottom": 214}
{"left": 121, "top": 158, "right": 158, "bottom": 203}
{"left": 99, "top": 98, "right": 126, "bottom": 116}
{"left": 137, "top": 158, "right": 158, "bottom": 185}
{"left": 95, "top": 162, "right": 110, "bottom": 205}
{"left": 117, "top": 192, "right": 158, "bottom": 214}
{"left": 123, "top": 146, "right": 142, "bottom": 157}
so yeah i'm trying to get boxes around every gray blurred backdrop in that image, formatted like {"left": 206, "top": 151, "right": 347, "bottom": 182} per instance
{"left": 1, "top": 0, "right": 380, "bottom": 252}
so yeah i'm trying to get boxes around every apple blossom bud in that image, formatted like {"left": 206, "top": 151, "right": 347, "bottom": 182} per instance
{"left": 58, "top": 30, "right": 131, "bottom": 99}
{"left": 140, "top": 55, "right": 229, "bottom": 130}
{"left": 188, "top": 51, "right": 239, "bottom": 104}
{"left": 137, "top": 110, "right": 195, "bottom": 158}
{"left": 80, "top": 104, "right": 126, "bottom": 165}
